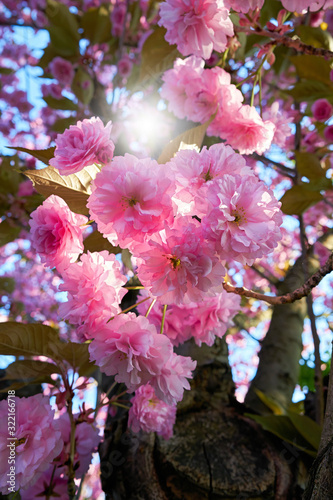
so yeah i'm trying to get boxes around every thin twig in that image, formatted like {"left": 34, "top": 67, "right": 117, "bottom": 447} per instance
{"left": 251, "top": 153, "right": 296, "bottom": 179}
{"left": 223, "top": 250, "right": 333, "bottom": 305}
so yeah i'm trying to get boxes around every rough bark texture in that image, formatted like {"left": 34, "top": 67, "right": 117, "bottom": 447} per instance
{"left": 100, "top": 340, "right": 303, "bottom": 499}
{"left": 245, "top": 234, "right": 333, "bottom": 414}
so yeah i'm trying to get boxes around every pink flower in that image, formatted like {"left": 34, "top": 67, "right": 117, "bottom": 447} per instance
{"left": 202, "top": 174, "right": 283, "bottom": 265}
{"left": 324, "top": 124, "right": 333, "bottom": 141}
{"left": 59, "top": 251, "right": 128, "bottom": 339}
{"left": 281, "top": 0, "right": 328, "bottom": 12}
{"left": 118, "top": 54, "right": 133, "bottom": 78}
{"left": 224, "top": 0, "right": 264, "bottom": 12}
{"left": 0, "top": 394, "right": 63, "bottom": 494}
{"left": 169, "top": 143, "right": 253, "bottom": 216}
{"left": 137, "top": 217, "right": 225, "bottom": 304}
{"left": 311, "top": 98, "right": 333, "bottom": 122}
{"left": 262, "top": 102, "right": 293, "bottom": 148}
{"left": 138, "top": 291, "right": 241, "bottom": 347}
{"left": 158, "top": 0, "right": 234, "bottom": 60}
{"left": 88, "top": 313, "right": 173, "bottom": 391}
{"left": 161, "top": 56, "right": 205, "bottom": 120}
{"left": 111, "top": 1, "right": 127, "bottom": 36}
{"left": 129, "top": 384, "right": 176, "bottom": 439}
{"left": 29, "top": 195, "right": 88, "bottom": 272}
{"left": 49, "top": 56, "right": 74, "bottom": 87}
{"left": 50, "top": 117, "right": 115, "bottom": 175}
{"left": 87, "top": 154, "right": 174, "bottom": 249}
{"left": 212, "top": 104, "right": 275, "bottom": 155}
{"left": 150, "top": 352, "right": 197, "bottom": 405}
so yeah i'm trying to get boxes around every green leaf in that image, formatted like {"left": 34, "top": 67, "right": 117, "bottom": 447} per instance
{"left": 0, "top": 220, "right": 21, "bottom": 246}
{"left": 121, "top": 248, "right": 133, "bottom": 271}
{"left": 295, "top": 152, "right": 326, "bottom": 180}
{"left": 24, "top": 164, "right": 99, "bottom": 215}
{"left": 280, "top": 184, "right": 323, "bottom": 215}
{"left": 4, "top": 359, "right": 61, "bottom": 380}
{"left": 71, "top": 67, "right": 94, "bottom": 105}
{"left": 51, "top": 116, "right": 77, "bottom": 134}
{"left": 46, "top": 0, "right": 80, "bottom": 57}
{"left": 57, "top": 342, "right": 96, "bottom": 377}
{"left": 0, "top": 322, "right": 62, "bottom": 358}
{"left": 81, "top": 5, "right": 112, "bottom": 44}
{"left": 83, "top": 230, "right": 121, "bottom": 254}
{"left": 0, "top": 67, "right": 14, "bottom": 75}
{"left": 290, "top": 55, "right": 333, "bottom": 85}
{"left": 246, "top": 414, "right": 317, "bottom": 457}
{"left": 8, "top": 146, "right": 55, "bottom": 165}
{"left": 0, "top": 155, "right": 21, "bottom": 193}
{"left": 296, "top": 26, "right": 333, "bottom": 51}
{"left": 259, "top": 0, "right": 283, "bottom": 27}
{"left": 43, "top": 95, "right": 78, "bottom": 111}
{"left": 157, "top": 118, "right": 214, "bottom": 164}
{"left": 286, "top": 411, "right": 321, "bottom": 451}
{"left": 254, "top": 389, "right": 285, "bottom": 415}
{"left": 0, "top": 322, "right": 96, "bottom": 377}
{"left": 0, "top": 277, "right": 15, "bottom": 293}
{"left": 139, "top": 27, "right": 180, "bottom": 82}
{"left": 284, "top": 80, "right": 332, "bottom": 102}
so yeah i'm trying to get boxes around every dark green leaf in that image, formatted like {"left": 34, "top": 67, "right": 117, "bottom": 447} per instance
{"left": 8, "top": 146, "right": 55, "bottom": 165}
{"left": 139, "top": 27, "right": 180, "bottom": 83}
{"left": 295, "top": 152, "right": 326, "bottom": 180}
{"left": 81, "top": 5, "right": 112, "bottom": 44}
{"left": 83, "top": 230, "right": 121, "bottom": 254}
{"left": 43, "top": 95, "right": 78, "bottom": 111}
{"left": 286, "top": 411, "right": 321, "bottom": 451}
{"left": 290, "top": 55, "right": 333, "bottom": 85}
{"left": 0, "top": 220, "right": 21, "bottom": 247}
{"left": 296, "top": 26, "right": 333, "bottom": 50}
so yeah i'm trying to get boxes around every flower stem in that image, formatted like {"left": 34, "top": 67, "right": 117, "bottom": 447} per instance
{"left": 160, "top": 304, "right": 167, "bottom": 334}
{"left": 145, "top": 298, "right": 157, "bottom": 317}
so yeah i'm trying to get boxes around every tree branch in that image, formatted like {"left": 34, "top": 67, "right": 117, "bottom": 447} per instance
{"left": 223, "top": 251, "right": 333, "bottom": 305}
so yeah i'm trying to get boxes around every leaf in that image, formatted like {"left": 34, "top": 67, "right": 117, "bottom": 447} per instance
{"left": 46, "top": 0, "right": 80, "bottom": 57}
{"left": 72, "top": 67, "right": 94, "bottom": 105}
{"left": 284, "top": 80, "right": 333, "bottom": 102}
{"left": 81, "top": 5, "right": 112, "bottom": 44}
{"left": 157, "top": 118, "right": 213, "bottom": 164}
{"left": 0, "top": 322, "right": 62, "bottom": 358}
{"left": 286, "top": 411, "right": 321, "bottom": 451}
{"left": 0, "top": 220, "right": 21, "bottom": 246}
{"left": 0, "top": 156, "right": 21, "bottom": 193}
{"left": 259, "top": 0, "right": 283, "bottom": 27}
{"left": 290, "top": 55, "right": 333, "bottom": 85}
{"left": 139, "top": 27, "right": 180, "bottom": 83}
{"left": 280, "top": 184, "right": 323, "bottom": 215}
{"left": 83, "top": 230, "right": 121, "bottom": 254}
{"left": 8, "top": 146, "right": 55, "bottom": 165}
{"left": 43, "top": 95, "right": 78, "bottom": 111}
{"left": 57, "top": 342, "right": 96, "bottom": 377}
{"left": 51, "top": 116, "right": 77, "bottom": 134}
{"left": 254, "top": 389, "right": 285, "bottom": 415}
{"left": 0, "top": 322, "right": 96, "bottom": 377}
{"left": 246, "top": 414, "right": 317, "bottom": 457}
{"left": 295, "top": 152, "right": 326, "bottom": 180}
{"left": 0, "top": 67, "right": 14, "bottom": 75}
{"left": 296, "top": 26, "right": 333, "bottom": 51}
{"left": 24, "top": 164, "right": 99, "bottom": 215}
{"left": 0, "top": 277, "right": 15, "bottom": 293}
{"left": 4, "top": 359, "right": 61, "bottom": 380}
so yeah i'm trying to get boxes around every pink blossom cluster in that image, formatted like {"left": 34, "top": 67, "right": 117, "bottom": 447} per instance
{"left": 161, "top": 56, "right": 275, "bottom": 154}
{"left": 137, "top": 290, "right": 241, "bottom": 347}
{"left": 129, "top": 384, "right": 176, "bottom": 439}
{"left": 89, "top": 312, "right": 196, "bottom": 405}
{"left": 59, "top": 250, "right": 128, "bottom": 339}
{"left": 0, "top": 394, "right": 63, "bottom": 494}
{"left": 50, "top": 117, "right": 115, "bottom": 175}
{"left": 29, "top": 194, "right": 88, "bottom": 272}
{"left": 158, "top": 0, "right": 234, "bottom": 60}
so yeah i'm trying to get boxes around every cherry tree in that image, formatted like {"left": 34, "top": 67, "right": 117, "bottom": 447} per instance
{"left": 0, "top": 0, "right": 333, "bottom": 498}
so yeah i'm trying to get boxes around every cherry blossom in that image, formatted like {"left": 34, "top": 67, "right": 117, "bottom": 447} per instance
{"left": 29, "top": 195, "right": 88, "bottom": 272}
{"left": 129, "top": 384, "right": 177, "bottom": 439}
{"left": 50, "top": 117, "right": 115, "bottom": 175}
{"left": 158, "top": 0, "right": 234, "bottom": 60}
{"left": 0, "top": 394, "right": 63, "bottom": 494}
